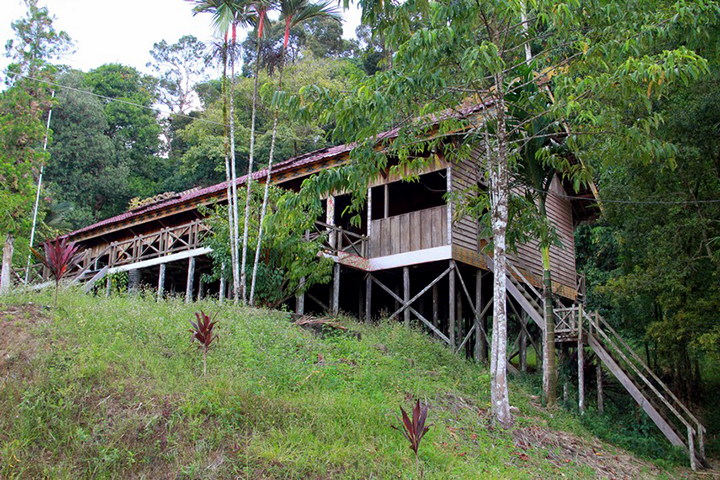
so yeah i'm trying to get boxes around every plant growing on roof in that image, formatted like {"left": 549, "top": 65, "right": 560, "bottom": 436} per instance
{"left": 391, "top": 400, "right": 430, "bottom": 476}
{"left": 31, "top": 237, "right": 81, "bottom": 307}
{"left": 190, "top": 310, "right": 219, "bottom": 377}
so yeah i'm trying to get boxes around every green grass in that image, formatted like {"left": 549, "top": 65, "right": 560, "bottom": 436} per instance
{"left": 0, "top": 290, "right": 684, "bottom": 479}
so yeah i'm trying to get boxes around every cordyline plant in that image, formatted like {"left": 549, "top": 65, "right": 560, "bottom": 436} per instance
{"left": 190, "top": 310, "right": 219, "bottom": 377}
{"left": 31, "top": 237, "right": 81, "bottom": 307}
{"left": 391, "top": 400, "right": 430, "bottom": 476}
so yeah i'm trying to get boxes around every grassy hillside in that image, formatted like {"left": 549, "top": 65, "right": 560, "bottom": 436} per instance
{"left": 0, "top": 291, "right": 689, "bottom": 479}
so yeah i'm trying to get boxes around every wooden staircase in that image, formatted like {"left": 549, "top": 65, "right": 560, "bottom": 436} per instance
{"left": 506, "top": 269, "right": 708, "bottom": 469}
{"left": 482, "top": 256, "right": 708, "bottom": 469}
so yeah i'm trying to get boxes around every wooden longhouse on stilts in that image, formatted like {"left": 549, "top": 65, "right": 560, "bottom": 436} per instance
{"left": 23, "top": 105, "right": 707, "bottom": 470}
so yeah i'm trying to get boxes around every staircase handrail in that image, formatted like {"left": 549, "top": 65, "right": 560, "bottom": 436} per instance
{"left": 507, "top": 262, "right": 543, "bottom": 301}
{"left": 583, "top": 310, "right": 703, "bottom": 436}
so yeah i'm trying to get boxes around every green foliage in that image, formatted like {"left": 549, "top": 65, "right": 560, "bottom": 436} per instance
{"left": 202, "top": 183, "right": 332, "bottom": 307}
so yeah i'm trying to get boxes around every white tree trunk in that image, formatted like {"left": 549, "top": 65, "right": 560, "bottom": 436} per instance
{"left": 1, "top": 234, "right": 14, "bottom": 295}
{"left": 240, "top": 37, "right": 263, "bottom": 304}
{"left": 250, "top": 52, "right": 287, "bottom": 306}
{"left": 229, "top": 35, "right": 241, "bottom": 304}
{"left": 487, "top": 77, "right": 513, "bottom": 429}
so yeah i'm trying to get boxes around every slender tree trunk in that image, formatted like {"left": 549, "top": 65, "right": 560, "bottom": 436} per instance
{"left": 539, "top": 195, "right": 557, "bottom": 407}
{"left": 221, "top": 39, "right": 239, "bottom": 305}
{"left": 250, "top": 43, "right": 287, "bottom": 305}
{"left": 229, "top": 26, "right": 242, "bottom": 303}
{"left": 0, "top": 233, "right": 14, "bottom": 295}
{"left": 488, "top": 75, "right": 512, "bottom": 428}
{"left": 240, "top": 22, "right": 265, "bottom": 304}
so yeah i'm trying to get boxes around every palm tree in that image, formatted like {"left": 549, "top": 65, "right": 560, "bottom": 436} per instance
{"left": 190, "top": 0, "right": 261, "bottom": 303}
{"left": 240, "top": 0, "right": 275, "bottom": 304}
{"left": 249, "top": 0, "right": 341, "bottom": 305}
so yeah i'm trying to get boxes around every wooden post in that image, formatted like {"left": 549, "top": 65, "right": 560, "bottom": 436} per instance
{"left": 446, "top": 167, "right": 453, "bottom": 245}
{"left": 432, "top": 283, "right": 439, "bottom": 328}
{"left": 449, "top": 260, "right": 456, "bottom": 348}
{"left": 688, "top": 426, "right": 697, "bottom": 471}
{"left": 456, "top": 288, "right": 463, "bottom": 351}
{"left": 332, "top": 263, "right": 340, "bottom": 315}
{"left": 365, "top": 274, "right": 372, "bottom": 323}
{"left": 578, "top": 303, "right": 585, "bottom": 415}
{"left": 296, "top": 276, "right": 305, "bottom": 314}
{"left": 327, "top": 195, "right": 336, "bottom": 249}
{"left": 0, "top": 234, "right": 14, "bottom": 295}
{"left": 383, "top": 184, "right": 389, "bottom": 218}
{"left": 185, "top": 257, "right": 195, "bottom": 304}
{"left": 474, "top": 270, "right": 482, "bottom": 363}
{"left": 403, "top": 267, "right": 410, "bottom": 326}
{"left": 105, "top": 275, "right": 111, "bottom": 298}
{"left": 219, "top": 263, "right": 226, "bottom": 304}
{"left": 597, "top": 361, "right": 604, "bottom": 414}
{"left": 198, "top": 278, "right": 205, "bottom": 301}
{"left": 366, "top": 188, "right": 372, "bottom": 258}
{"left": 157, "top": 264, "right": 166, "bottom": 301}
{"left": 519, "top": 313, "right": 527, "bottom": 372}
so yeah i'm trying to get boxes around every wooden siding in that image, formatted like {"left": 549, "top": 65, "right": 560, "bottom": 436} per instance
{"left": 509, "top": 176, "right": 577, "bottom": 289}
{"left": 450, "top": 154, "right": 480, "bottom": 253}
{"left": 370, "top": 205, "right": 447, "bottom": 257}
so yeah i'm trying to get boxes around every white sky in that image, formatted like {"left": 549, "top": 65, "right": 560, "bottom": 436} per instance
{"left": 0, "top": 0, "right": 363, "bottom": 78}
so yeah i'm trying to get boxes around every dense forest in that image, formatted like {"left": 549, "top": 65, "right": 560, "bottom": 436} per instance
{"left": 1, "top": 0, "right": 718, "bottom": 467}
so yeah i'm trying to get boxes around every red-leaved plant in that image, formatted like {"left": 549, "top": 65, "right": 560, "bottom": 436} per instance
{"left": 190, "top": 311, "right": 219, "bottom": 377}
{"left": 391, "top": 400, "right": 431, "bottom": 475}
{"left": 31, "top": 237, "right": 81, "bottom": 307}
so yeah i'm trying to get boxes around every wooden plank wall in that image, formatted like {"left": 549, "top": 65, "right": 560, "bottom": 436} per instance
{"left": 450, "top": 148, "right": 576, "bottom": 290}
{"left": 451, "top": 154, "right": 480, "bottom": 252}
{"left": 370, "top": 205, "right": 447, "bottom": 257}
{"left": 509, "top": 176, "right": 576, "bottom": 288}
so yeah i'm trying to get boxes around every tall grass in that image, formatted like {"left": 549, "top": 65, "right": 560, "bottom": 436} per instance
{"left": 0, "top": 289, "right": 677, "bottom": 478}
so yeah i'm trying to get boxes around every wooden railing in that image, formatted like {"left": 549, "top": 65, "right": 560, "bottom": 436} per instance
{"left": 370, "top": 204, "right": 448, "bottom": 257}
{"left": 311, "top": 221, "right": 368, "bottom": 257}
{"left": 104, "top": 220, "right": 210, "bottom": 268}
{"left": 554, "top": 305, "right": 707, "bottom": 469}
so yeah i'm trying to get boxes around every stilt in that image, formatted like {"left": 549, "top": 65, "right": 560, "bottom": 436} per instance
{"left": 198, "top": 278, "right": 205, "bottom": 301}
{"left": 327, "top": 195, "right": 336, "bottom": 249}
{"left": 519, "top": 313, "right": 528, "bottom": 372}
{"left": 474, "top": 270, "right": 483, "bottom": 363}
{"left": 105, "top": 275, "right": 111, "bottom": 297}
{"left": 186, "top": 257, "right": 195, "bottom": 304}
{"left": 296, "top": 276, "right": 305, "bottom": 314}
{"left": 597, "top": 360, "right": 604, "bottom": 414}
{"left": 128, "top": 269, "right": 141, "bottom": 295}
{"left": 365, "top": 274, "right": 372, "bottom": 323}
{"left": 578, "top": 304, "right": 585, "bottom": 414}
{"left": 432, "top": 283, "right": 439, "bottom": 329}
{"left": 449, "top": 260, "right": 456, "bottom": 348}
{"left": 219, "top": 264, "right": 226, "bottom": 304}
{"left": 456, "top": 287, "right": 463, "bottom": 351}
{"left": 332, "top": 263, "right": 340, "bottom": 315}
{"left": 403, "top": 267, "right": 410, "bottom": 326}
{"left": 157, "top": 264, "right": 166, "bottom": 301}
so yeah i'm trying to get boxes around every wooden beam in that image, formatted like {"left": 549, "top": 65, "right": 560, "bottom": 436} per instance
{"left": 589, "top": 335, "right": 685, "bottom": 448}
{"left": 475, "top": 270, "right": 483, "bottom": 363}
{"left": 219, "top": 263, "right": 225, "bottom": 304}
{"left": 332, "top": 263, "right": 340, "bottom": 315}
{"left": 449, "top": 260, "right": 456, "bottom": 348}
{"left": 185, "top": 257, "right": 195, "bottom": 303}
{"left": 403, "top": 267, "right": 410, "bottom": 326}
{"left": 365, "top": 274, "right": 372, "bottom": 323}
{"left": 157, "top": 264, "right": 166, "bottom": 301}
{"left": 578, "top": 304, "right": 585, "bottom": 415}
{"left": 296, "top": 276, "right": 305, "bottom": 314}
{"left": 597, "top": 360, "right": 604, "bottom": 414}
{"left": 432, "top": 283, "right": 439, "bottom": 328}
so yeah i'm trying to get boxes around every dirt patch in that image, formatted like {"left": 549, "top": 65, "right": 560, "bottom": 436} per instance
{"left": 0, "top": 303, "right": 52, "bottom": 381}
{"left": 513, "top": 425, "right": 666, "bottom": 478}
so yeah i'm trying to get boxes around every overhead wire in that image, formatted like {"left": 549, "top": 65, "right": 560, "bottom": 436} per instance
{"left": 5, "top": 72, "right": 720, "bottom": 206}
